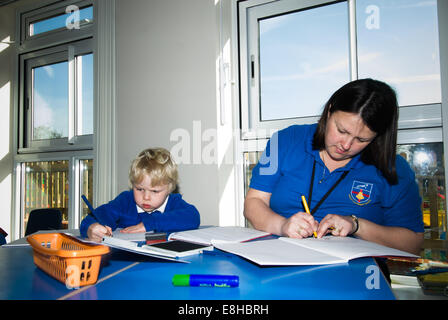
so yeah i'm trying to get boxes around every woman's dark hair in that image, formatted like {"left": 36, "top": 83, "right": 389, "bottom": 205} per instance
{"left": 312, "top": 78, "right": 399, "bottom": 184}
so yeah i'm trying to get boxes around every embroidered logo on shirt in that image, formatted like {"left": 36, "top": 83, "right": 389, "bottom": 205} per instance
{"left": 349, "top": 180, "right": 373, "bottom": 205}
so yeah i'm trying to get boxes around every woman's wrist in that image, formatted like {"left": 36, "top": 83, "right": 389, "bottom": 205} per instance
{"left": 349, "top": 215, "right": 359, "bottom": 235}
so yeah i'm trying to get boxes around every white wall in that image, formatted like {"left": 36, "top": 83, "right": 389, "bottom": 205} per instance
{"left": 115, "top": 0, "right": 228, "bottom": 226}
{"left": 0, "top": 0, "right": 240, "bottom": 238}
{"left": 0, "top": 5, "right": 15, "bottom": 241}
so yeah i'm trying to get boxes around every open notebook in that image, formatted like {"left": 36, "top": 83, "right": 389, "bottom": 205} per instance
{"left": 168, "top": 226, "right": 271, "bottom": 245}
{"left": 102, "top": 236, "right": 212, "bottom": 261}
{"left": 213, "top": 236, "right": 418, "bottom": 266}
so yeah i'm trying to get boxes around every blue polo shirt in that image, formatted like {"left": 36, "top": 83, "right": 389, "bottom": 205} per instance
{"left": 250, "top": 124, "right": 424, "bottom": 233}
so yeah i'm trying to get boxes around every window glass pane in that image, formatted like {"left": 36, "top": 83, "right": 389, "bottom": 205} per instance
{"left": 356, "top": 0, "right": 441, "bottom": 106}
{"left": 29, "top": 6, "right": 93, "bottom": 36}
{"left": 243, "top": 152, "right": 263, "bottom": 195}
{"left": 259, "top": 2, "right": 350, "bottom": 120}
{"left": 80, "top": 159, "right": 93, "bottom": 220}
{"left": 77, "top": 53, "right": 93, "bottom": 136}
{"left": 397, "top": 143, "right": 446, "bottom": 260}
{"left": 33, "top": 61, "right": 68, "bottom": 140}
{"left": 23, "top": 161, "right": 69, "bottom": 235}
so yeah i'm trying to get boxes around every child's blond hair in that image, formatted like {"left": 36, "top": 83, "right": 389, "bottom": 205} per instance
{"left": 129, "top": 148, "right": 178, "bottom": 192}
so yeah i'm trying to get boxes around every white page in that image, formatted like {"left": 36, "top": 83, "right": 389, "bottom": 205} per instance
{"left": 168, "top": 226, "right": 270, "bottom": 245}
{"left": 279, "top": 236, "right": 418, "bottom": 261}
{"left": 214, "top": 239, "right": 346, "bottom": 266}
{"left": 111, "top": 228, "right": 148, "bottom": 241}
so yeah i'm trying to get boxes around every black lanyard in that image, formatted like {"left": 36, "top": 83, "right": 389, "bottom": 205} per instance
{"left": 308, "top": 160, "right": 349, "bottom": 215}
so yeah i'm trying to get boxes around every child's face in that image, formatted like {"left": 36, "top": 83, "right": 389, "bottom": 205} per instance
{"left": 132, "top": 175, "right": 170, "bottom": 212}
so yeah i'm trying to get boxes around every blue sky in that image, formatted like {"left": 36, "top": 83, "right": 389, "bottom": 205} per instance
{"left": 259, "top": 0, "right": 440, "bottom": 121}
{"left": 31, "top": 6, "right": 93, "bottom": 35}
{"left": 33, "top": 54, "right": 93, "bottom": 139}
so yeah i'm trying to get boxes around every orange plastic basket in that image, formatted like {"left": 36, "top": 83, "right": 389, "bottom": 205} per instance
{"left": 27, "top": 233, "right": 110, "bottom": 287}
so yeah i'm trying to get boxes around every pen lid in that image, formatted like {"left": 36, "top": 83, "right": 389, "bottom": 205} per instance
{"left": 172, "top": 274, "right": 190, "bottom": 286}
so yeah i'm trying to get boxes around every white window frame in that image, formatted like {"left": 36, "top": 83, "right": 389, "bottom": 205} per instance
{"left": 11, "top": 0, "right": 116, "bottom": 240}
{"left": 11, "top": 0, "right": 102, "bottom": 239}
{"left": 238, "top": 0, "right": 443, "bottom": 140}
{"left": 19, "top": 0, "right": 93, "bottom": 53}
{"left": 19, "top": 38, "right": 93, "bottom": 153}
{"left": 14, "top": 151, "right": 93, "bottom": 235}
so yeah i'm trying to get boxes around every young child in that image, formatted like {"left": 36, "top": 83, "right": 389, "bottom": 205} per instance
{"left": 80, "top": 147, "right": 200, "bottom": 242}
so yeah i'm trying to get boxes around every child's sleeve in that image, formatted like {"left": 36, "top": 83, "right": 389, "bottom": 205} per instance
{"left": 140, "top": 194, "right": 200, "bottom": 232}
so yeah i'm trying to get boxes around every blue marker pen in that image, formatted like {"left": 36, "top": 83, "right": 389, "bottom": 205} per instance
{"left": 172, "top": 274, "right": 239, "bottom": 287}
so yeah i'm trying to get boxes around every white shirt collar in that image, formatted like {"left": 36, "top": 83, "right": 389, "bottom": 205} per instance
{"left": 136, "top": 194, "right": 169, "bottom": 214}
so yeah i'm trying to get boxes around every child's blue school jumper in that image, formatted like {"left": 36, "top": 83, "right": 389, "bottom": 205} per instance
{"left": 80, "top": 191, "right": 200, "bottom": 238}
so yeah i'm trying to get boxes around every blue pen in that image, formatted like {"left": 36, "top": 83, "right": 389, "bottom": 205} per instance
{"left": 172, "top": 274, "right": 239, "bottom": 287}
{"left": 81, "top": 195, "right": 96, "bottom": 216}
{"left": 81, "top": 194, "right": 112, "bottom": 237}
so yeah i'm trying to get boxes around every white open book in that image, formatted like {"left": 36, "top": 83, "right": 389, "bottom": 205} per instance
{"left": 101, "top": 236, "right": 213, "bottom": 262}
{"left": 213, "top": 236, "right": 418, "bottom": 266}
{"left": 168, "top": 226, "right": 271, "bottom": 245}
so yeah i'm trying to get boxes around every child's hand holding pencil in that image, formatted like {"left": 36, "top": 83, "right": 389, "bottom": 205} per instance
{"left": 82, "top": 195, "right": 113, "bottom": 241}
{"left": 88, "top": 223, "right": 113, "bottom": 243}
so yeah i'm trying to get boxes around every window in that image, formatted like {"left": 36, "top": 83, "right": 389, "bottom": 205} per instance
{"left": 20, "top": 0, "right": 93, "bottom": 51}
{"left": 20, "top": 38, "right": 93, "bottom": 151}
{"left": 258, "top": 2, "right": 349, "bottom": 121}
{"left": 356, "top": 0, "right": 441, "bottom": 107}
{"left": 398, "top": 142, "right": 446, "bottom": 260}
{"left": 29, "top": 5, "right": 93, "bottom": 37}
{"left": 15, "top": 0, "right": 94, "bottom": 236}
{"left": 32, "top": 60, "right": 69, "bottom": 140}
{"left": 239, "top": 0, "right": 442, "bottom": 136}
{"left": 237, "top": 0, "right": 447, "bottom": 256}
{"left": 79, "top": 158, "right": 93, "bottom": 221}
{"left": 22, "top": 160, "right": 69, "bottom": 231}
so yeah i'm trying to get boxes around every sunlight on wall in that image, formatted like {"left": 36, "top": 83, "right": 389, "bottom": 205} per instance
{"left": 0, "top": 82, "right": 10, "bottom": 160}
{"left": 0, "top": 36, "right": 11, "bottom": 53}
{"left": 0, "top": 173, "right": 11, "bottom": 240}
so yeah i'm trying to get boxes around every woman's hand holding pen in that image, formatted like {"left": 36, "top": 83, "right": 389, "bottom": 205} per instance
{"left": 282, "top": 212, "right": 356, "bottom": 239}
{"left": 87, "top": 223, "right": 113, "bottom": 242}
{"left": 281, "top": 212, "right": 319, "bottom": 239}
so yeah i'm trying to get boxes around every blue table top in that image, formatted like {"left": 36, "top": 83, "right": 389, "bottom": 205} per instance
{"left": 0, "top": 245, "right": 395, "bottom": 300}
{"left": 0, "top": 246, "right": 139, "bottom": 300}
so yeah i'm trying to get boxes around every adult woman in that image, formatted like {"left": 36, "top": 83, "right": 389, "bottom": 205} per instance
{"left": 244, "top": 79, "right": 423, "bottom": 255}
